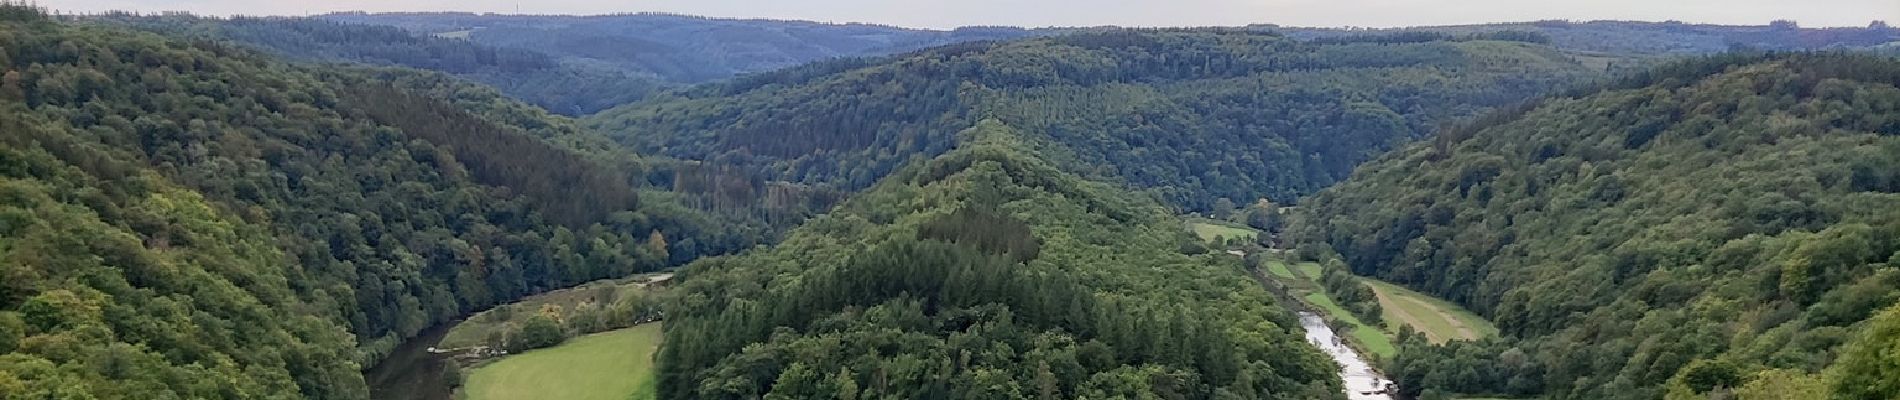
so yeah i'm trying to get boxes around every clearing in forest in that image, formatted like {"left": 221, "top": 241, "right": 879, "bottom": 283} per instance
{"left": 1361, "top": 279, "right": 1499, "bottom": 343}
{"left": 1265, "top": 259, "right": 1298, "bottom": 279}
{"left": 463, "top": 323, "right": 664, "bottom": 400}
{"left": 1188, "top": 220, "right": 1259, "bottom": 243}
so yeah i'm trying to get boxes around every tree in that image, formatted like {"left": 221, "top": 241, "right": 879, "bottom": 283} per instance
{"left": 510, "top": 315, "right": 568, "bottom": 352}
{"left": 836, "top": 368, "right": 860, "bottom": 400}
{"left": 1291, "top": 53, "right": 1900, "bottom": 399}
{"left": 648, "top": 230, "right": 671, "bottom": 261}
{"left": 1212, "top": 198, "right": 1237, "bottom": 220}
{"left": 0, "top": 312, "right": 22, "bottom": 353}
{"left": 1244, "top": 203, "right": 1284, "bottom": 233}
{"left": 1733, "top": 370, "right": 1822, "bottom": 400}
{"left": 1827, "top": 304, "right": 1900, "bottom": 399}
{"left": 1669, "top": 359, "right": 1742, "bottom": 396}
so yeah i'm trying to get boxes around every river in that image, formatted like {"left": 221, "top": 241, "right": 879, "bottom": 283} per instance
{"left": 1299, "top": 312, "right": 1395, "bottom": 400}
{"left": 363, "top": 323, "right": 456, "bottom": 400}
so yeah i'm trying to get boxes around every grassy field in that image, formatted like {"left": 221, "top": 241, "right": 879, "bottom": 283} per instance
{"left": 1362, "top": 279, "right": 1499, "bottom": 342}
{"left": 1264, "top": 260, "right": 1298, "bottom": 279}
{"left": 1188, "top": 220, "right": 1258, "bottom": 243}
{"left": 464, "top": 323, "right": 664, "bottom": 400}
{"left": 1296, "top": 262, "right": 1322, "bottom": 279}
{"left": 1303, "top": 292, "right": 1397, "bottom": 357}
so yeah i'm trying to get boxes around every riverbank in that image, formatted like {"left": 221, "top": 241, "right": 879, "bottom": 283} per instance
{"left": 363, "top": 323, "right": 458, "bottom": 400}
{"left": 463, "top": 323, "right": 664, "bottom": 400}
{"left": 1246, "top": 263, "right": 1398, "bottom": 399}
{"left": 1300, "top": 312, "right": 1395, "bottom": 400}
{"left": 1255, "top": 258, "right": 1396, "bottom": 358}
{"left": 362, "top": 273, "right": 672, "bottom": 400}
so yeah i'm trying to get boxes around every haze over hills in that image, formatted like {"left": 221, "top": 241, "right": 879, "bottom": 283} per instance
{"left": 318, "top": 12, "right": 1051, "bottom": 84}
{"left": 1278, "top": 20, "right": 1900, "bottom": 58}
{"left": 73, "top": 11, "right": 1900, "bottom": 117}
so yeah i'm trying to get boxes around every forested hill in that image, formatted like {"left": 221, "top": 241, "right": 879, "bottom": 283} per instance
{"left": 587, "top": 30, "right": 1599, "bottom": 210}
{"left": 1278, "top": 20, "right": 1900, "bottom": 59}
{"left": 658, "top": 119, "right": 1340, "bottom": 399}
{"left": 0, "top": 7, "right": 757, "bottom": 397}
{"left": 1291, "top": 53, "right": 1900, "bottom": 399}
{"left": 319, "top": 12, "right": 1047, "bottom": 84}
{"left": 77, "top": 14, "right": 666, "bottom": 115}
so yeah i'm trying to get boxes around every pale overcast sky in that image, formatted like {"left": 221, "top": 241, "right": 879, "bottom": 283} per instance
{"left": 40, "top": 0, "right": 1900, "bottom": 29}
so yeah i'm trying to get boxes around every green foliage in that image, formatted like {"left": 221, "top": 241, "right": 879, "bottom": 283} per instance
{"left": 1672, "top": 359, "right": 1743, "bottom": 394}
{"left": 1293, "top": 53, "right": 1900, "bottom": 399}
{"left": 84, "top": 14, "right": 667, "bottom": 115}
{"left": 509, "top": 315, "right": 567, "bottom": 352}
{"left": 0, "top": 313, "right": 19, "bottom": 354}
{"left": 654, "top": 121, "right": 1339, "bottom": 400}
{"left": 1283, "top": 21, "right": 1900, "bottom": 58}
{"left": 0, "top": 10, "right": 763, "bottom": 397}
{"left": 320, "top": 13, "right": 1044, "bottom": 85}
{"left": 917, "top": 206, "right": 1041, "bottom": 263}
{"left": 588, "top": 30, "right": 1599, "bottom": 210}
{"left": 1734, "top": 369, "right": 1825, "bottom": 400}
{"left": 1825, "top": 303, "right": 1900, "bottom": 400}
{"left": 440, "top": 277, "right": 665, "bottom": 350}
{"left": 1320, "top": 264, "right": 1385, "bottom": 327}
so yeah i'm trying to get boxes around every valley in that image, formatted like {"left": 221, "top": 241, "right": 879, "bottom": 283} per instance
{"left": 4, "top": 3, "right": 1899, "bottom": 400}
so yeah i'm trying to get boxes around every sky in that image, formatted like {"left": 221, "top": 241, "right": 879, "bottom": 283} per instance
{"left": 40, "top": 0, "right": 1900, "bottom": 29}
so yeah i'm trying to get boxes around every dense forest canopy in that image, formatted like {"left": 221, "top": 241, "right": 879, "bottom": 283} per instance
{"left": 0, "top": 6, "right": 774, "bottom": 397}
{"left": 657, "top": 120, "right": 1340, "bottom": 399}
{"left": 588, "top": 30, "right": 1600, "bottom": 211}
{"left": 1291, "top": 53, "right": 1900, "bottom": 399}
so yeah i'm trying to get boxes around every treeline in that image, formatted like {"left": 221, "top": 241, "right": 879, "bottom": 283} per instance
{"left": 320, "top": 12, "right": 1047, "bottom": 84}
{"left": 1282, "top": 20, "right": 1900, "bottom": 58}
{"left": 82, "top": 14, "right": 560, "bottom": 73}
{"left": 80, "top": 14, "right": 666, "bottom": 114}
{"left": 1291, "top": 53, "right": 1900, "bottom": 399}
{"left": 0, "top": 7, "right": 758, "bottom": 398}
{"left": 448, "top": 280, "right": 666, "bottom": 353}
{"left": 1318, "top": 260, "right": 1383, "bottom": 328}
{"left": 654, "top": 121, "right": 1340, "bottom": 399}
{"left": 1307, "top": 30, "right": 1551, "bottom": 45}
{"left": 589, "top": 29, "right": 1600, "bottom": 210}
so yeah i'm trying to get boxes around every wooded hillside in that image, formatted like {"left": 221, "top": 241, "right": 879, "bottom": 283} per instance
{"left": 588, "top": 30, "right": 1600, "bottom": 211}
{"left": 655, "top": 120, "right": 1341, "bottom": 399}
{"left": 1292, "top": 53, "right": 1900, "bottom": 399}
{"left": 0, "top": 7, "right": 764, "bottom": 397}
